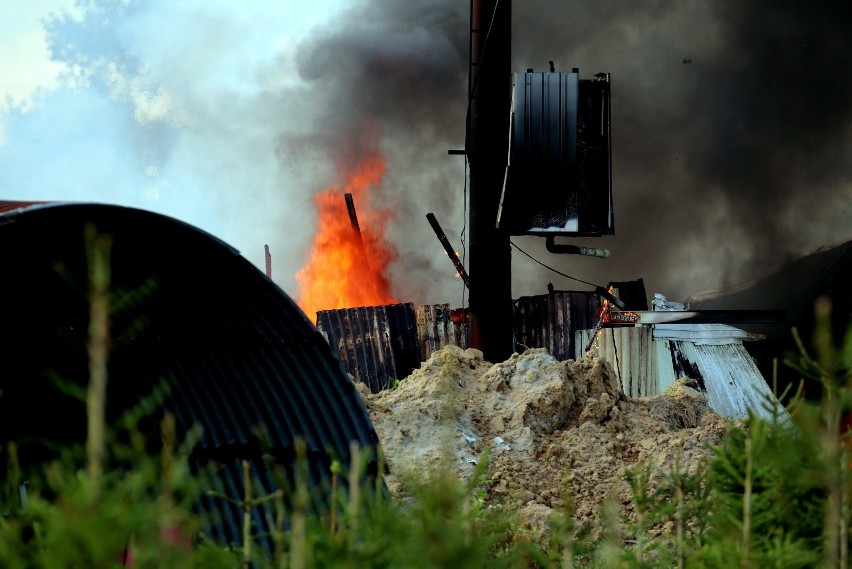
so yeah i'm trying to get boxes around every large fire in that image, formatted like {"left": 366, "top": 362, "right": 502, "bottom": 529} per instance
{"left": 295, "top": 145, "right": 398, "bottom": 322}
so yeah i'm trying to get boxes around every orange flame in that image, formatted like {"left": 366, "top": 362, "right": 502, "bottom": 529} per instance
{"left": 596, "top": 285, "right": 615, "bottom": 319}
{"left": 295, "top": 144, "right": 398, "bottom": 322}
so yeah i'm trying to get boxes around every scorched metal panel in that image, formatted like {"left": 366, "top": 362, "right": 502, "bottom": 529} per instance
{"left": 317, "top": 303, "right": 419, "bottom": 393}
{"left": 498, "top": 70, "right": 614, "bottom": 236}
{"left": 416, "top": 303, "right": 469, "bottom": 360}
{"left": 515, "top": 291, "right": 600, "bottom": 361}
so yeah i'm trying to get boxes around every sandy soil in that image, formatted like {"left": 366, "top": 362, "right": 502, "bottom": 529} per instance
{"left": 359, "top": 346, "right": 731, "bottom": 541}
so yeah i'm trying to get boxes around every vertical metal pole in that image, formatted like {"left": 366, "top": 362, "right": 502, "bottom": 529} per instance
{"left": 468, "top": 0, "right": 513, "bottom": 362}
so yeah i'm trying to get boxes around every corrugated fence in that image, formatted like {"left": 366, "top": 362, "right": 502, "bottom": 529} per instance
{"left": 316, "top": 303, "right": 421, "bottom": 393}
{"left": 416, "top": 304, "right": 469, "bottom": 361}
{"left": 514, "top": 292, "right": 600, "bottom": 360}
{"left": 319, "top": 292, "right": 599, "bottom": 392}
{"left": 576, "top": 326, "right": 661, "bottom": 397}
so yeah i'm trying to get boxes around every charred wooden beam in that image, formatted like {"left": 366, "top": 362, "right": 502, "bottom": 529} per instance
{"left": 426, "top": 213, "right": 470, "bottom": 288}
{"left": 343, "top": 193, "right": 373, "bottom": 276}
{"left": 264, "top": 244, "right": 272, "bottom": 278}
{"left": 344, "top": 193, "right": 362, "bottom": 235}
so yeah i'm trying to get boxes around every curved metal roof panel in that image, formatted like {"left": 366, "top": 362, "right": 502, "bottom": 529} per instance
{"left": 0, "top": 201, "right": 380, "bottom": 550}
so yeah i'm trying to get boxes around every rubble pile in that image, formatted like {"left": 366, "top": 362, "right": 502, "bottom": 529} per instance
{"left": 361, "top": 345, "right": 730, "bottom": 539}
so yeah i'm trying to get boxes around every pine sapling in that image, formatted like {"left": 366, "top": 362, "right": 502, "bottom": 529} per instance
{"left": 84, "top": 224, "right": 112, "bottom": 503}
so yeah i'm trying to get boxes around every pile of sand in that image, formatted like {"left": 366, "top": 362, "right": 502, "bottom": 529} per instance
{"left": 360, "top": 345, "right": 731, "bottom": 539}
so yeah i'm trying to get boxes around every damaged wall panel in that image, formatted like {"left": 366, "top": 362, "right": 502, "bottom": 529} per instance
{"left": 676, "top": 342, "right": 780, "bottom": 419}
{"left": 416, "top": 304, "right": 469, "bottom": 360}
{"left": 576, "top": 326, "right": 660, "bottom": 397}
{"left": 515, "top": 291, "right": 600, "bottom": 361}
{"left": 321, "top": 292, "right": 597, "bottom": 393}
{"left": 576, "top": 324, "right": 783, "bottom": 420}
{"left": 317, "top": 303, "right": 420, "bottom": 393}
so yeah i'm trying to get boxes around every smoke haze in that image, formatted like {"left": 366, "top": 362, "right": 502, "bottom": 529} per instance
{"left": 2, "top": 0, "right": 850, "bottom": 306}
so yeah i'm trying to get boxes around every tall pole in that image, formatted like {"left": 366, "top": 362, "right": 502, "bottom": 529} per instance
{"left": 467, "top": 0, "right": 513, "bottom": 362}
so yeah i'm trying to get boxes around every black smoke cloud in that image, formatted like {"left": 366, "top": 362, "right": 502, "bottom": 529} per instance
{"left": 284, "top": 0, "right": 852, "bottom": 304}
{"left": 282, "top": 0, "right": 470, "bottom": 304}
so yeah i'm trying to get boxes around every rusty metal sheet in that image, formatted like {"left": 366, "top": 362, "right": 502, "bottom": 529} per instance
{"left": 416, "top": 304, "right": 469, "bottom": 360}
{"left": 515, "top": 291, "right": 600, "bottom": 361}
{"left": 317, "top": 303, "right": 419, "bottom": 393}
{"left": 0, "top": 201, "right": 46, "bottom": 215}
{"left": 449, "top": 308, "right": 471, "bottom": 351}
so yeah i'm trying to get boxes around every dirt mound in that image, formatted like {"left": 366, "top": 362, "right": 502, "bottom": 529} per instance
{"left": 363, "top": 346, "right": 730, "bottom": 538}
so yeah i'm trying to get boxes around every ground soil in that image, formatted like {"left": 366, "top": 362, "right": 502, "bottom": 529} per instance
{"left": 358, "top": 346, "right": 731, "bottom": 541}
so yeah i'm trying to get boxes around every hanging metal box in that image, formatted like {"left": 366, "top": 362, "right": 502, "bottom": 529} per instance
{"left": 498, "top": 70, "right": 614, "bottom": 236}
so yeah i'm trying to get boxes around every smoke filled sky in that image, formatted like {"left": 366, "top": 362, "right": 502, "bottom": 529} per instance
{"left": 2, "top": 0, "right": 851, "bottom": 309}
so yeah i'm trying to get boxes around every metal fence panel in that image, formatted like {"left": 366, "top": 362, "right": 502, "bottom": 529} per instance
{"left": 515, "top": 292, "right": 599, "bottom": 361}
{"left": 317, "top": 303, "right": 419, "bottom": 393}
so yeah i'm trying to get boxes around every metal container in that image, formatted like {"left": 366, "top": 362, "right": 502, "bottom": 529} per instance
{"left": 499, "top": 70, "right": 613, "bottom": 236}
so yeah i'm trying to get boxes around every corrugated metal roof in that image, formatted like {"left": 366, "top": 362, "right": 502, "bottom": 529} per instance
{"left": 317, "top": 303, "right": 420, "bottom": 393}
{"left": 653, "top": 323, "right": 764, "bottom": 344}
{"left": 0, "top": 202, "right": 380, "bottom": 552}
{"left": 514, "top": 291, "right": 600, "bottom": 361}
{"left": 684, "top": 240, "right": 852, "bottom": 393}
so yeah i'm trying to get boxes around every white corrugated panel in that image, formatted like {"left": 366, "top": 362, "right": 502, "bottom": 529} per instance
{"left": 577, "top": 326, "right": 785, "bottom": 420}
{"left": 655, "top": 339, "right": 677, "bottom": 393}
{"left": 576, "top": 327, "right": 658, "bottom": 397}
{"left": 676, "top": 342, "right": 783, "bottom": 420}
